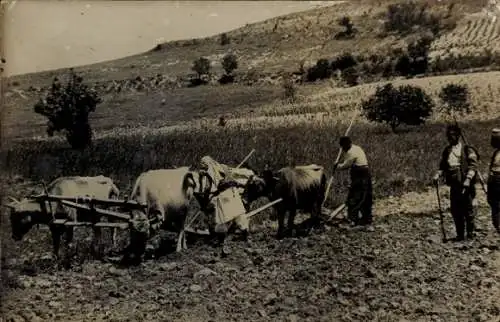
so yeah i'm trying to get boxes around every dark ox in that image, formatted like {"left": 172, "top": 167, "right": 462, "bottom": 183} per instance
{"left": 242, "top": 164, "right": 327, "bottom": 239}
{"left": 6, "top": 175, "right": 120, "bottom": 259}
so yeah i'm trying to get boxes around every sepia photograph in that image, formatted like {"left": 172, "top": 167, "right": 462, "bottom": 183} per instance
{"left": 2, "top": 0, "right": 500, "bottom": 320}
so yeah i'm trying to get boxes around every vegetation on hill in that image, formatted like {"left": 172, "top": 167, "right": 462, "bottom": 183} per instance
{"left": 33, "top": 69, "right": 101, "bottom": 150}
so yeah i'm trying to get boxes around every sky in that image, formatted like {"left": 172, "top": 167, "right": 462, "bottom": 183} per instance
{"left": 3, "top": 1, "right": 341, "bottom": 76}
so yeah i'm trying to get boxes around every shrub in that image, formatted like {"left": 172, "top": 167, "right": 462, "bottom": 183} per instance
{"left": 335, "top": 16, "right": 357, "bottom": 39}
{"left": 33, "top": 69, "right": 102, "bottom": 150}
{"left": 331, "top": 52, "right": 357, "bottom": 72}
{"left": 218, "top": 74, "right": 235, "bottom": 85}
{"left": 221, "top": 53, "right": 238, "bottom": 75}
{"left": 407, "top": 35, "right": 433, "bottom": 74}
{"left": 361, "top": 83, "right": 434, "bottom": 132}
{"left": 192, "top": 57, "right": 211, "bottom": 79}
{"left": 393, "top": 35, "right": 433, "bottom": 76}
{"left": 282, "top": 76, "right": 297, "bottom": 102}
{"left": 341, "top": 66, "right": 359, "bottom": 87}
{"left": 220, "top": 33, "right": 230, "bottom": 46}
{"left": 383, "top": 1, "right": 452, "bottom": 36}
{"left": 306, "top": 58, "right": 332, "bottom": 82}
{"left": 438, "top": 83, "right": 472, "bottom": 117}
{"left": 394, "top": 54, "right": 412, "bottom": 76}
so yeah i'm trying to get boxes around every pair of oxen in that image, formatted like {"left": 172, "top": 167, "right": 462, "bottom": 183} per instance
{"left": 5, "top": 156, "right": 327, "bottom": 265}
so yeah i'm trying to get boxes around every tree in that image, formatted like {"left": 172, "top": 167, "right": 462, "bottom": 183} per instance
{"left": 394, "top": 54, "right": 412, "bottom": 76}
{"left": 439, "top": 83, "right": 472, "bottom": 118}
{"left": 335, "top": 16, "right": 357, "bottom": 39}
{"left": 219, "top": 53, "right": 238, "bottom": 84}
{"left": 361, "top": 83, "right": 434, "bottom": 132}
{"left": 341, "top": 66, "right": 359, "bottom": 86}
{"left": 34, "top": 69, "right": 101, "bottom": 150}
{"left": 306, "top": 58, "right": 332, "bottom": 82}
{"left": 407, "top": 35, "right": 433, "bottom": 75}
{"left": 220, "top": 33, "right": 230, "bottom": 46}
{"left": 192, "top": 57, "right": 211, "bottom": 79}
{"left": 221, "top": 53, "right": 238, "bottom": 75}
{"left": 331, "top": 52, "right": 357, "bottom": 72}
{"left": 394, "top": 35, "right": 433, "bottom": 76}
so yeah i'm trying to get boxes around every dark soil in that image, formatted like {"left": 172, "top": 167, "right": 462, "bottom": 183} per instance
{"left": 2, "top": 190, "right": 500, "bottom": 322}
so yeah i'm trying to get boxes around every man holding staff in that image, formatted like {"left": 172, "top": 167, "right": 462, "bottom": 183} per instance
{"left": 432, "top": 124, "right": 479, "bottom": 241}
{"left": 334, "top": 136, "right": 374, "bottom": 231}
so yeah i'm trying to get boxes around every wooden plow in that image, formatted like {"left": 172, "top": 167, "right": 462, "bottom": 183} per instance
{"left": 27, "top": 171, "right": 283, "bottom": 257}
{"left": 29, "top": 193, "right": 146, "bottom": 229}
{"left": 176, "top": 149, "right": 283, "bottom": 250}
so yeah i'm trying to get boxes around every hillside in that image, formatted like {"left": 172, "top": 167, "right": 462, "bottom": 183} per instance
{"left": 2, "top": 0, "right": 497, "bottom": 145}
{"left": 3, "top": 0, "right": 491, "bottom": 89}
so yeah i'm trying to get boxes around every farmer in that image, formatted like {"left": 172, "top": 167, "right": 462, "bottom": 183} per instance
{"left": 334, "top": 136, "right": 374, "bottom": 231}
{"left": 487, "top": 128, "right": 500, "bottom": 234}
{"left": 432, "top": 124, "right": 479, "bottom": 241}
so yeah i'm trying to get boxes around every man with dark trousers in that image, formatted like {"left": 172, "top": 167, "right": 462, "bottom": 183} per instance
{"left": 487, "top": 128, "right": 500, "bottom": 234}
{"left": 433, "top": 124, "right": 479, "bottom": 241}
{"left": 335, "top": 136, "right": 374, "bottom": 231}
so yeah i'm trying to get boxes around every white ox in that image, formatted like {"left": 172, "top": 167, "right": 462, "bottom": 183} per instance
{"left": 6, "top": 175, "right": 121, "bottom": 259}
{"left": 124, "top": 167, "right": 212, "bottom": 261}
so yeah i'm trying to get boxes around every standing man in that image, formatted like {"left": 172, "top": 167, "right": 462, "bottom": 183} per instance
{"left": 487, "top": 128, "right": 500, "bottom": 234}
{"left": 334, "top": 136, "right": 374, "bottom": 231}
{"left": 432, "top": 124, "right": 479, "bottom": 241}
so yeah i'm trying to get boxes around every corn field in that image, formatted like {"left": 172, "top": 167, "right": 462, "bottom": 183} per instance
{"left": 2, "top": 115, "right": 498, "bottom": 211}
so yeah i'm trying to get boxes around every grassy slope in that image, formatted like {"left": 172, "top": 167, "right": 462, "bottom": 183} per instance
{"left": 2, "top": 0, "right": 492, "bottom": 142}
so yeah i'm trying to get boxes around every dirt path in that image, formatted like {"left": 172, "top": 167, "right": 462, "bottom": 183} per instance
{"left": 2, "top": 185, "right": 500, "bottom": 322}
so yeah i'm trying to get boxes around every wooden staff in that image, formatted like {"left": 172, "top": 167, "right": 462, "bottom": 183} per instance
{"left": 435, "top": 181, "right": 447, "bottom": 242}
{"left": 321, "top": 108, "right": 358, "bottom": 209}
{"left": 237, "top": 149, "right": 256, "bottom": 169}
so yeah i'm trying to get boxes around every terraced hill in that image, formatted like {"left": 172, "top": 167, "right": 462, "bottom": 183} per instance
{"left": 431, "top": 10, "right": 500, "bottom": 57}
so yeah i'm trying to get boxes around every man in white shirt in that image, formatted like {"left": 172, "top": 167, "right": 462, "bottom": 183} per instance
{"left": 432, "top": 125, "right": 479, "bottom": 241}
{"left": 334, "top": 136, "right": 374, "bottom": 230}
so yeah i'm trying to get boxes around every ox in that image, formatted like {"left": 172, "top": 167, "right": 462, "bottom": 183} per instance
{"left": 5, "top": 175, "right": 120, "bottom": 260}
{"left": 242, "top": 164, "right": 327, "bottom": 239}
{"left": 123, "top": 167, "right": 213, "bottom": 263}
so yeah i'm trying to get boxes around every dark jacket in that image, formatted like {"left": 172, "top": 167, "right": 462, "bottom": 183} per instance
{"left": 439, "top": 144, "right": 479, "bottom": 186}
